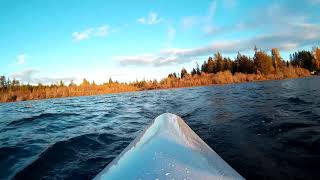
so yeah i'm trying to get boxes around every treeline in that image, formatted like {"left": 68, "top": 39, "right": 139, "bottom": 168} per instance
{"left": 188, "top": 47, "right": 320, "bottom": 76}
{"left": 1, "top": 47, "right": 319, "bottom": 103}
{"left": 0, "top": 78, "right": 139, "bottom": 102}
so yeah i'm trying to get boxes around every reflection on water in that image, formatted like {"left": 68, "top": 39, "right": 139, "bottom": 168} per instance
{"left": 0, "top": 77, "right": 320, "bottom": 179}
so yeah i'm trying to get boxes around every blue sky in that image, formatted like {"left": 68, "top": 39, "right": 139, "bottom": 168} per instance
{"left": 1, "top": 0, "right": 319, "bottom": 84}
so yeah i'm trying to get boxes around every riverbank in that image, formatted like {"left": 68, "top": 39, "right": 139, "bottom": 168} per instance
{"left": 0, "top": 67, "right": 310, "bottom": 103}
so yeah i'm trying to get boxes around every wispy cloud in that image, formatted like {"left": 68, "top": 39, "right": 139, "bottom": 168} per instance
{"left": 11, "top": 69, "right": 39, "bottom": 82}
{"left": 204, "top": 1, "right": 318, "bottom": 37}
{"left": 207, "top": 0, "right": 217, "bottom": 20}
{"left": 165, "top": 24, "right": 320, "bottom": 56}
{"left": 137, "top": 12, "right": 163, "bottom": 25}
{"left": 72, "top": 29, "right": 92, "bottom": 41}
{"left": 114, "top": 19, "right": 320, "bottom": 67}
{"left": 16, "top": 53, "right": 29, "bottom": 65}
{"left": 11, "top": 69, "right": 76, "bottom": 84}
{"left": 181, "top": 0, "right": 216, "bottom": 30}
{"left": 72, "top": 25, "right": 110, "bottom": 41}
{"left": 114, "top": 54, "right": 193, "bottom": 67}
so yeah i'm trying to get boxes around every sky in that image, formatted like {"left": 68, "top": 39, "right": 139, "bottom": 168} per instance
{"left": 1, "top": 0, "right": 319, "bottom": 84}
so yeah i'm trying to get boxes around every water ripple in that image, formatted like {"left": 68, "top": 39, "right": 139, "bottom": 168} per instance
{"left": 0, "top": 77, "right": 319, "bottom": 179}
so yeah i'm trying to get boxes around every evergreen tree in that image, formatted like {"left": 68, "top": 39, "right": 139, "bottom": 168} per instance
{"left": 196, "top": 62, "right": 201, "bottom": 75}
{"left": 191, "top": 68, "right": 197, "bottom": 76}
{"left": 108, "top": 77, "right": 113, "bottom": 84}
{"left": 235, "top": 52, "right": 254, "bottom": 73}
{"left": 207, "top": 57, "right": 214, "bottom": 73}
{"left": 201, "top": 61, "right": 208, "bottom": 73}
{"left": 290, "top": 50, "right": 314, "bottom": 71}
{"left": 69, "top": 80, "right": 76, "bottom": 87}
{"left": 59, "top": 80, "right": 65, "bottom": 87}
{"left": 223, "top": 57, "right": 233, "bottom": 72}
{"left": 6, "top": 78, "right": 11, "bottom": 88}
{"left": 180, "top": 68, "right": 188, "bottom": 78}
{"left": 12, "top": 78, "right": 20, "bottom": 86}
{"left": 0, "top": 76, "right": 6, "bottom": 88}
{"left": 173, "top": 72, "right": 177, "bottom": 78}
{"left": 214, "top": 52, "right": 224, "bottom": 72}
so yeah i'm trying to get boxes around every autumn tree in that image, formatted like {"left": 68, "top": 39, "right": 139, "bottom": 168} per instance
{"left": 313, "top": 47, "right": 320, "bottom": 70}
{"left": 271, "top": 48, "right": 283, "bottom": 70}
{"left": 254, "top": 50, "right": 274, "bottom": 75}
{"left": 81, "top": 78, "right": 90, "bottom": 86}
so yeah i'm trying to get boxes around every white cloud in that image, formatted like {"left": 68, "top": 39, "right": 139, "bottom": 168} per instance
{"left": 72, "top": 29, "right": 93, "bottom": 41}
{"left": 72, "top": 25, "right": 110, "bottom": 41}
{"left": 114, "top": 20, "right": 320, "bottom": 67}
{"left": 204, "top": 1, "right": 318, "bottom": 37}
{"left": 94, "top": 25, "right": 109, "bottom": 36}
{"left": 16, "top": 53, "right": 29, "bottom": 65}
{"left": 137, "top": 12, "right": 163, "bottom": 25}
{"left": 137, "top": 17, "right": 146, "bottom": 24}
{"left": 11, "top": 69, "right": 39, "bottom": 82}
{"left": 11, "top": 69, "right": 76, "bottom": 84}
{"left": 114, "top": 54, "right": 155, "bottom": 66}
{"left": 165, "top": 26, "right": 320, "bottom": 56}
{"left": 114, "top": 53, "right": 193, "bottom": 67}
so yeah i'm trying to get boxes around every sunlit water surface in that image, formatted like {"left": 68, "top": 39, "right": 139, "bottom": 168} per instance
{"left": 0, "top": 77, "right": 320, "bottom": 180}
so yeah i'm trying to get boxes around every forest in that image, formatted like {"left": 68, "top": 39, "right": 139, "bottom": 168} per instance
{"left": 1, "top": 47, "right": 319, "bottom": 102}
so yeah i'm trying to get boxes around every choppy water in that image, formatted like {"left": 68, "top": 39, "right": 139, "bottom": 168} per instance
{"left": 1, "top": 77, "right": 320, "bottom": 180}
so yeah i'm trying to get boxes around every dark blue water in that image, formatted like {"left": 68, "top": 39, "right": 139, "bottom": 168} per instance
{"left": 1, "top": 77, "right": 320, "bottom": 180}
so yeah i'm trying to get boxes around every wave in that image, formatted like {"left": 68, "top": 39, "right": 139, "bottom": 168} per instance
{"left": 287, "top": 97, "right": 311, "bottom": 105}
{"left": 270, "top": 121, "right": 318, "bottom": 133}
{"left": 14, "top": 133, "right": 131, "bottom": 180}
{"left": 7, "top": 112, "right": 80, "bottom": 127}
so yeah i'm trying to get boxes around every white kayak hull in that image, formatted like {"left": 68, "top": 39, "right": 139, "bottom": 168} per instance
{"left": 94, "top": 113, "right": 244, "bottom": 180}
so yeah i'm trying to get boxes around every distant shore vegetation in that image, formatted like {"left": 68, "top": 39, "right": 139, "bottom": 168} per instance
{"left": 1, "top": 47, "right": 320, "bottom": 103}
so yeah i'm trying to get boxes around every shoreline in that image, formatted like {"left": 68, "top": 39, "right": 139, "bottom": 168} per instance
{"left": 0, "top": 74, "right": 315, "bottom": 104}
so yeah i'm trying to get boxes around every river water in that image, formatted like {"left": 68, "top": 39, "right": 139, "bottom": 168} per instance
{"left": 0, "top": 77, "right": 320, "bottom": 180}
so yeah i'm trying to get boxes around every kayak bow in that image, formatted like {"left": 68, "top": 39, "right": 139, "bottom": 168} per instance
{"left": 94, "top": 113, "right": 244, "bottom": 180}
